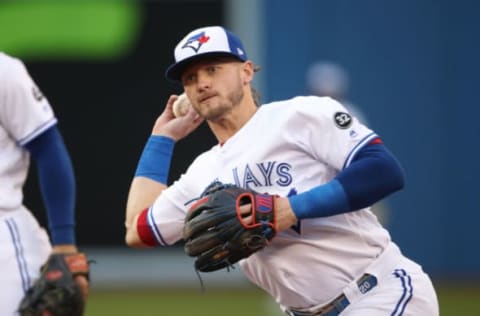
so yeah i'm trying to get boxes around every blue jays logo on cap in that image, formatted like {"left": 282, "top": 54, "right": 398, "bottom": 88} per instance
{"left": 165, "top": 26, "right": 249, "bottom": 82}
{"left": 182, "top": 32, "right": 211, "bottom": 53}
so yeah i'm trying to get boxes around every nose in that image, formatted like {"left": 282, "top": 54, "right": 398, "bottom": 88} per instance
{"left": 196, "top": 71, "right": 211, "bottom": 91}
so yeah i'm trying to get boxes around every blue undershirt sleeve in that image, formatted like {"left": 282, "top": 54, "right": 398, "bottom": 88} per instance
{"left": 336, "top": 144, "right": 405, "bottom": 210}
{"left": 289, "top": 143, "right": 405, "bottom": 219}
{"left": 24, "top": 125, "right": 76, "bottom": 245}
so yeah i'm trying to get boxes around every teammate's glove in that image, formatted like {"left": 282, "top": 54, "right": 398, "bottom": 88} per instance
{"left": 18, "top": 252, "right": 90, "bottom": 316}
{"left": 183, "top": 181, "right": 277, "bottom": 272}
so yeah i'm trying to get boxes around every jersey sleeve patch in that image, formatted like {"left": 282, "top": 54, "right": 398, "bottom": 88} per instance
{"left": 333, "top": 111, "right": 353, "bottom": 129}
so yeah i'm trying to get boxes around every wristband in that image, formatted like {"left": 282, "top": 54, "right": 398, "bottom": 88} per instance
{"left": 134, "top": 135, "right": 175, "bottom": 183}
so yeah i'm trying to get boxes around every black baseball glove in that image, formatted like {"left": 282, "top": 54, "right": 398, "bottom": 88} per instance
{"left": 18, "top": 252, "right": 90, "bottom": 316}
{"left": 183, "top": 181, "right": 277, "bottom": 272}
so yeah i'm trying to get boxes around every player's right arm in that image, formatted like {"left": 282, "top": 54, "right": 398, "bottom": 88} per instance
{"left": 125, "top": 178, "right": 166, "bottom": 247}
{"left": 125, "top": 95, "right": 203, "bottom": 247}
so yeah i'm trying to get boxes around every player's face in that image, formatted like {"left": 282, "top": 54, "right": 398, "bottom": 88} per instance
{"left": 181, "top": 57, "right": 246, "bottom": 121}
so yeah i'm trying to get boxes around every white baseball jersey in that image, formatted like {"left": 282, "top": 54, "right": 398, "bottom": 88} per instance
{"left": 0, "top": 52, "right": 54, "bottom": 315}
{"left": 146, "top": 96, "right": 384, "bottom": 294}
{"left": 0, "top": 52, "right": 57, "bottom": 211}
{"left": 144, "top": 96, "right": 438, "bottom": 314}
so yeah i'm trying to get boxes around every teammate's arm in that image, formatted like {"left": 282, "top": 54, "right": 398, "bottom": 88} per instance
{"left": 24, "top": 125, "right": 89, "bottom": 298}
{"left": 24, "top": 125, "right": 76, "bottom": 246}
{"left": 125, "top": 95, "right": 203, "bottom": 247}
{"left": 275, "top": 140, "right": 404, "bottom": 231}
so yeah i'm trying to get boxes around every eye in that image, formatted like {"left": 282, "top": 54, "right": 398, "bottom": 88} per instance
{"left": 207, "top": 65, "right": 217, "bottom": 73}
{"left": 182, "top": 73, "right": 196, "bottom": 84}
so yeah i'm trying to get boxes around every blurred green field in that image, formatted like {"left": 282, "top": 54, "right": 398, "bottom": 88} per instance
{"left": 84, "top": 284, "right": 480, "bottom": 316}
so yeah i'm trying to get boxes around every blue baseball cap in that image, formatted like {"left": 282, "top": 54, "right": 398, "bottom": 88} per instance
{"left": 165, "top": 26, "right": 248, "bottom": 82}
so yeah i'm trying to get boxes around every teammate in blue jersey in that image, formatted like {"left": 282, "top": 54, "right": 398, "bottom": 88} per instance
{"left": 0, "top": 52, "right": 88, "bottom": 315}
{"left": 125, "top": 26, "right": 439, "bottom": 315}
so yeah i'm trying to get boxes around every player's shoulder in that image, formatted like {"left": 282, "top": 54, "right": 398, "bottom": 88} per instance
{"left": 259, "top": 95, "right": 346, "bottom": 119}
{"left": 187, "top": 143, "right": 221, "bottom": 170}
{"left": 0, "top": 52, "right": 17, "bottom": 65}
{"left": 0, "top": 52, "right": 25, "bottom": 72}
{"left": 0, "top": 52, "right": 29, "bottom": 81}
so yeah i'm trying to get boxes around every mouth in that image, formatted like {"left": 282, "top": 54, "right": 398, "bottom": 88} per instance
{"left": 198, "top": 93, "right": 216, "bottom": 103}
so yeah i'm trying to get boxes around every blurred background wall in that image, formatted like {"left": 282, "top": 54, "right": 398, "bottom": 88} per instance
{"left": 1, "top": 0, "right": 478, "bottom": 291}
{"left": 261, "top": 0, "right": 480, "bottom": 279}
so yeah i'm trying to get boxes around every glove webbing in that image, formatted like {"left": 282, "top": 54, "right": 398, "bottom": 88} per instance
{"left": 193, "top": 242, "right": 238, "bottom": 293}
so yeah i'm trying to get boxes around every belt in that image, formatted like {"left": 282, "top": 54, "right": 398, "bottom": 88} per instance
{"left": 288, "top": 274, "right": 378, "bottom": 316}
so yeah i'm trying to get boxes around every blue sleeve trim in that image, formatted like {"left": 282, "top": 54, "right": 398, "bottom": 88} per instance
{"left": 24, "top": 126, "right": 76, "bottom": 245}
{"left": 289, "top": 143, "right": 405, "bottom": 219}
{"left": 134, "top": 135, "right": 175, "bottom": 184}
{"left": 343, "top": 132, "right": 378, "bottom": 169}
{"left": 147, "top": 207, "right": 168, "bottom": 246}
{"left": 18, "top": 118, "right": 58, "bottom": 146}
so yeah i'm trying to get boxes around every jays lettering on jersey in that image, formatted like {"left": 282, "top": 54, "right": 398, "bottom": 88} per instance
{"left": 137, "top": 96, "right": 391, "bottom": 306}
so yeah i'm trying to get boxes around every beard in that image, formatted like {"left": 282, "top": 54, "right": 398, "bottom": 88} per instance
{"left": 200, "top": 81, "right": 245, "bottom": 121}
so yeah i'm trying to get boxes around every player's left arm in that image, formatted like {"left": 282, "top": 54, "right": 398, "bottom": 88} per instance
{"left": 275, "top": 140, "right": 404, "bottom": 230}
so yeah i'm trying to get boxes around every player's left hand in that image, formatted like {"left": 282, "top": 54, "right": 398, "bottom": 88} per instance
{"left": 183, "top": 182, "right": 278, "bottom": 272}
{"left": 18, "top": 248, "right": 90, "bottom": 316}
{"left": 265, "top": 196, "right": 298, "bottom": 232}
{"left": 152, "top": 94, "right": 204, "bottom": 141}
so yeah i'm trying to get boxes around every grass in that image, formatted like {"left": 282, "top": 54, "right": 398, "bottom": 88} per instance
{"left": 85, "top": 288, "right": 277, "bottom": 316}
{"left": 84, "top": 284, "right": 480, "bottom": 316}
{"left": 436, "top": 283, "right": 480, "bottom": 315}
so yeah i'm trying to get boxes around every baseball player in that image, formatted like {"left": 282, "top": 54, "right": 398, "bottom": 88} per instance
{"left": 125, "top": 26, "right": 439, "bottom": 315}
{"left": 0, "top": 52, "right": 88, "bottom": 315}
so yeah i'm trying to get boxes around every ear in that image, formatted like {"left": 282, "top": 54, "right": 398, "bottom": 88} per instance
{"left": 241, "top": 61, "right": 255, "bottom": 85}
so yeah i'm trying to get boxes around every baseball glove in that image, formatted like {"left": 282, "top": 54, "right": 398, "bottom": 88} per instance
{"left": 183, "top": 181, "right": 277, "bottom": 272}
{"left": 18, "top": 252, "right": 90, "bottom": 316}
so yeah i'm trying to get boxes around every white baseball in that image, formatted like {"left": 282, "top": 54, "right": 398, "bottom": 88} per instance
{"left": 172, "top": 93, "right": 191, "bottom": 117}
